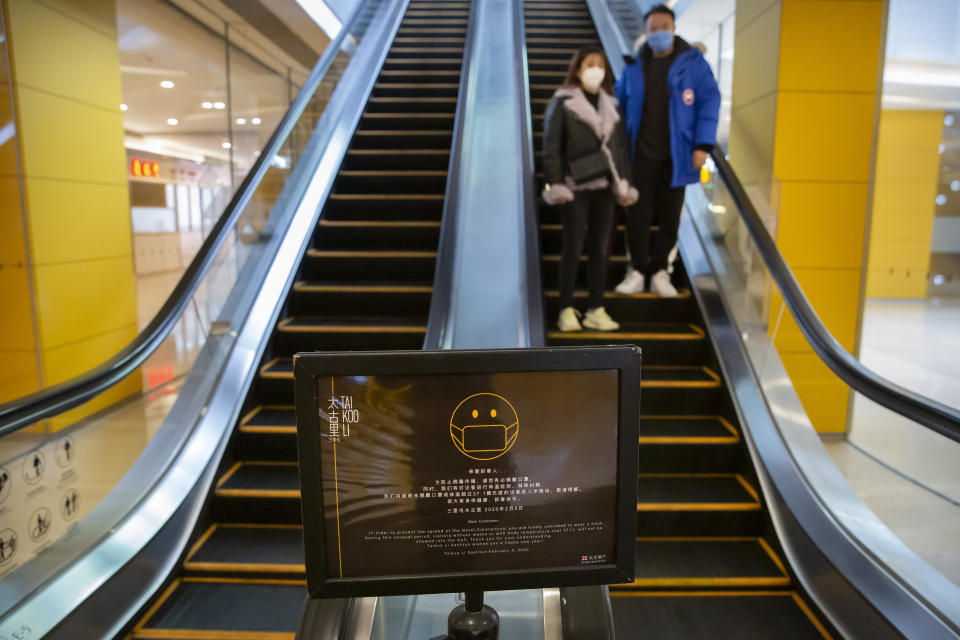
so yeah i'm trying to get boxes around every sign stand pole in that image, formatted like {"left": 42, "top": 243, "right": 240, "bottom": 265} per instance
{"left": 440, "top": 591, "right": 499, "bottom": 640}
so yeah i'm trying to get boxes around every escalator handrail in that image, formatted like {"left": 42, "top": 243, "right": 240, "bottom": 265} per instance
{"left": 711, "top": 149, "right": 960, "bottom": 443}
{"left": 0, "top": 8, "right": 367, "bottom": 437}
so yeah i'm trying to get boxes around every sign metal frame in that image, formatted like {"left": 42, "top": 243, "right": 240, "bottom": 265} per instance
{"left": 294, "top": 346, "right": 640, "bottom": 598}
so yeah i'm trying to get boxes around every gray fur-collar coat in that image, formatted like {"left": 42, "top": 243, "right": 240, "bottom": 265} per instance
{"left": 541, "top": 86, "right": 637, "bottom": 205}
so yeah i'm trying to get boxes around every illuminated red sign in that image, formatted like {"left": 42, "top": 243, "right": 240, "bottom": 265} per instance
{"left": 131, "top": 157, "right": 161, "bottom": 178}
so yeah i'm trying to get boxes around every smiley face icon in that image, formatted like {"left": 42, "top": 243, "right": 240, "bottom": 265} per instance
{"left": 450, "top": 393, "right": 519, "bottom": 460}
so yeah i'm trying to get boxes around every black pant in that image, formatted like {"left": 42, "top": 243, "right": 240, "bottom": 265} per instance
{"left": 626, "top": 156, "right": 685, "bottom": 276}
{"left": 559, "top": 189, "right": 615, "bottom": 310}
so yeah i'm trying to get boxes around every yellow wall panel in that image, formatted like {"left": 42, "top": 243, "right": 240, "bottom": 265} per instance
{"left": 42, "top": 324, "right": 139, "bottom": 431}
{"left": 32, "top": 256, "right": 136, "bottom": 350}
{"left": 876, "top": 110, "right": 947, "bottom": 152}
{"left": 866, "top": 268, "right": 927, "bottom": 298}
{"left": 866, "top": 109, "right": 942, "bottom": 299}
{"left": 0, "top": 177, "right": 27, "bottom": 265}
{"left": 25, "top": 178, "right": 131, "bottom": 265}
{"left": 6, "top": 0, "right": 122, "bottom": 110}
{"left": 728, "top": 93, "right": 778, "bottom": 185}
{"left": 781, "top": 352, "right": 849, "bottom": 433}
{"left": 0, "top": 264, "right": 37, "bottom": 351}
{"left": 0, "top": 350, "right": 40, "bottom": 404}
{"left": 730, "top": 2, "right": 781, "bottom": 108}
{"left": 776, "top": 181, "right": 868, "bottom": 269}
{"left": 771, "top": 268, "right": 862, "bottom": 353}
{"left": 867, "top": 239, "right": 932, "bottom": 271}
{"left": 15, "top": 86, "right": 126, "bottom": 185}
{"left": 778, "top": 0, "right": 883, "bottom": 94}
{"left": 774, "top": 91, "right": 877, "bottom": 182}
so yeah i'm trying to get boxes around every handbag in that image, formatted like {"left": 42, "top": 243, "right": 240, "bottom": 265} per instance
{"left": 568, "top": 149, "right": 609, "bottom": 185}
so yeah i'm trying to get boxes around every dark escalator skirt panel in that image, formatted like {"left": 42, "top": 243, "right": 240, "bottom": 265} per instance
{"left": 523, "top": 1, "right": 834, "bottom": 637}
{"left": 131, "top": 3, "right": 471, "bottom": 637}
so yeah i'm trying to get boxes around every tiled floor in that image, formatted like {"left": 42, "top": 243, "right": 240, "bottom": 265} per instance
{"left": 826, "top": 297, "right": 960, "bottom": 586}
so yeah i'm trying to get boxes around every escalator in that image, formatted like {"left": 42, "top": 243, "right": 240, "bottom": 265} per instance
{"left": 128, "top": 2, "right": 470, "bottom": 637}
{"left": 523, "top": 1, "right": 834, "bottom": 637}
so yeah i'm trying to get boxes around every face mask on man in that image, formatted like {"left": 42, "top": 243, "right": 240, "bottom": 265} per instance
{"left": 581, "top": 66, "right": 605, "bottom": 91}
{"left": 647, "top": 29, "right": 674, "bottom": 53}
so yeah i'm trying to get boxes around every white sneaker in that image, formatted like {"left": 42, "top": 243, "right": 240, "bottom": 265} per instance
{"left": 557, "top": 306, "right": 582, "bottom": 332}
{"left": 650, "top": 269, "right": 678, "bottom": 298}
{"left": 615, "top": 267, "right": 645, "bottom": 294}
{"left": 582, "top": 307, "right": 620, "bottom": 331}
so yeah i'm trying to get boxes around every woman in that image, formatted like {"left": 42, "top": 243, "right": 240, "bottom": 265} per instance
{"left": 542, "top": 46, "right": 638, "bottom": 332}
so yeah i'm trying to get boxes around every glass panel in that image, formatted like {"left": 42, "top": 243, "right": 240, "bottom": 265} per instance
{"left": 370, "top": 590, "right": 545, "bottom": 640}
{"left": 0, "top": 0, "right": 388, "bottom": 605}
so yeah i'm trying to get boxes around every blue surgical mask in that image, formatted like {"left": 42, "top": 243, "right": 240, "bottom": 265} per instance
{"left": 647, "top": 30, "right": 674, "bottom": 53}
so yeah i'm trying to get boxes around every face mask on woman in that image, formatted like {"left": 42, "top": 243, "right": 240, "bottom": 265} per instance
{"left": 581, "top": 66, "right": 605, "bottom": 92}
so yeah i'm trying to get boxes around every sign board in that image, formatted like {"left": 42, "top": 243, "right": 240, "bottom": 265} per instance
{"left": 294, "top": 347, "right": 640, "bottom": 598}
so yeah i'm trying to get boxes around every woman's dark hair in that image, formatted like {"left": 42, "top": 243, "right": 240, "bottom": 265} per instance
{"left": 562, "top": 45, "right": 615, "bottom": 95}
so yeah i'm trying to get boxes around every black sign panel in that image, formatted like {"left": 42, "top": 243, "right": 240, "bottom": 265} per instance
{"left": 295, "top": 347, "right": 640, "bottom": 598}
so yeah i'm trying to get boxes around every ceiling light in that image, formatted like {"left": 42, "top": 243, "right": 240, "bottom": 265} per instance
{"left": 936, "top": 194, "right": 947, "bottom": 205}
{"left": 951, "top": 180, "right": 960, "bottom": 192}
{"left": 222, "top": 141, "right": 232, "bottom": 149}
{"left": 214, "top": 101, "right": 225, "bottom": 110}
{"left": 236, "top": 118, "right": 246, "bottom": 125}
{"left": 120, "top": 103, "right": 128, "bottom": 111}
{"left": 940, "top": 143, "right": 946, "bottom": 154}
{"left": 946, "top": 114, "right": 956, "bottom": 127}
{"left": 160, "top": 80, "right": 175, "bottom": 89}
{"left": 167, "top": 118, "right": 178, "bottom": 125}
{"left": 201, "top": 101, "right": 213, "bottom": 109}
{"left": 251, "top": 117, "right": 261, "bottom": 125}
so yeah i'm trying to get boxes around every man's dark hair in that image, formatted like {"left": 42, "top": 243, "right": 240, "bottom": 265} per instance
{"left": 643, "top": 4, "right": 675, "bottom": 22}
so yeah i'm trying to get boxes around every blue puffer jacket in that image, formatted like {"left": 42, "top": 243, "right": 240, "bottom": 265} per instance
{"left": 614, "top": 37, "right": 721, "bottom": 187}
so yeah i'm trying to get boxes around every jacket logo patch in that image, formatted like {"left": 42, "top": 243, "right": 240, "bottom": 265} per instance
{"left": 682, "top": 88, "right": 695, "bottom": 106}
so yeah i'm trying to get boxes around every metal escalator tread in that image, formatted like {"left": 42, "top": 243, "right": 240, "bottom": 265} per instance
{"left": 613, "top": 538, "right": 789, "bottom": 589}
{"left": 130, "top": 3, "right": 473, "bottom": 635}
{"left": 637, "top": 474, "right": 760, "bottom": 509}
{"left": 609, "top": 591, "right": 831, "bottom": 640}
{"left": 184, "top": 525, "right": 305, "bottom": 575}
{"left": 639, "top": 415, "right": 739, "bottom": 443}
{"left": 133, "top": 578, "right": 304, "bottom": 639}
{"left": 216, "top": 462, "right": 300, "bottom": 497}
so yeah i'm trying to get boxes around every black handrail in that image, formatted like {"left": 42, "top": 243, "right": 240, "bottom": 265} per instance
{"left": 711, "top": 149, "right": 960, "bottom": 443}
{"left": 0, "top": 4, "right": 371, "bottom": 436}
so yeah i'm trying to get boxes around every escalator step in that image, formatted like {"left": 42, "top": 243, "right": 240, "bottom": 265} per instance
{"left": 547, "top": 322, "right": 707, "bottom": 364}
{"left": 638, "top": 474, "right": 759, "bottom": 508}
{"left": 184, "top": 525, "right": 304, "bottom": 576}
{"left": 640, "top": 415, "right": 738, "bottom": 442}
{"left": 610, "top": 591, "right": 831, "bottom": 639}
{"left": 240, "top": 406, "right": 295, "bottom": 432}
{"left": 274, "top": 315, "right": 427, "bottom": 352}
{"left": 636, "top": 474, "right": 762, "bottom": 536}
{"left": 612, "top": 538, "right": 789, "bottom": 589}
{"left": 216, "top": 462, "right": 299, "bottom": 497}
{"left": 133, "top": 578, "right": 304, "bottom": 639}
{"left": 543, "top": 289, "right": 694, "bottom": 324}
{"left": 214, "top": 462, "right": 301, "bottom": 524}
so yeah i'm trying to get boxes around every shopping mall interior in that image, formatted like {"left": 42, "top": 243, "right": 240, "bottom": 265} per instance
{"left": 0, "top": 0, "right": 958, "bottom": 637}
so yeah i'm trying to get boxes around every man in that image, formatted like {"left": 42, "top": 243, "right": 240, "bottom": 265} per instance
{"left": 614, "top": 4, "right": 721, "bottom": 297}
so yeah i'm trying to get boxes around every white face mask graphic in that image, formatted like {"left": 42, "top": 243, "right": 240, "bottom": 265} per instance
{"left": 581, "top": 66, "right": 605, "bottom": 91}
